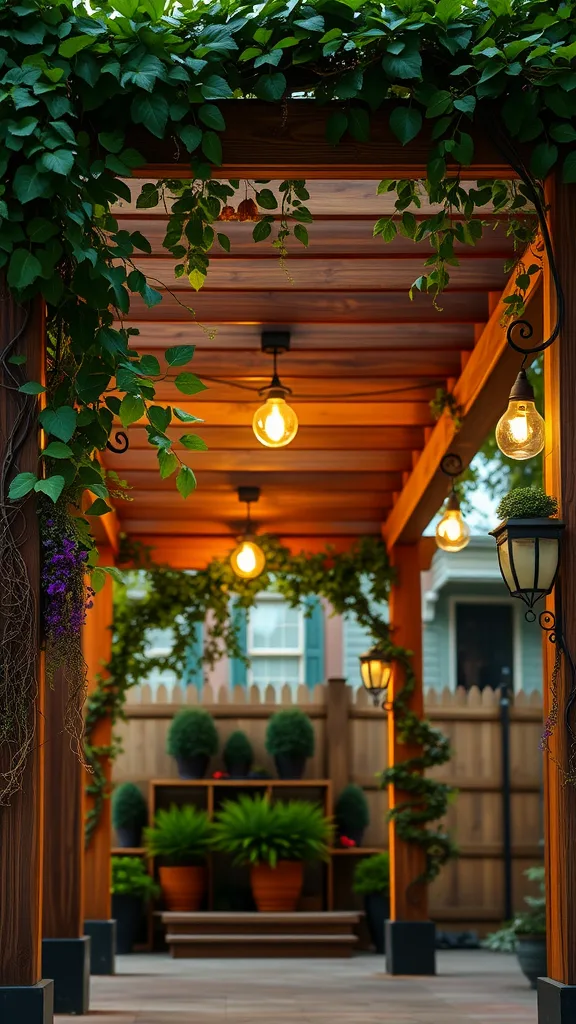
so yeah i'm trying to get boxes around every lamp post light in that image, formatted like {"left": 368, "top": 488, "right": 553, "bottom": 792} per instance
{"left": 359, "top": 645, "right": 393, "bottom": 708}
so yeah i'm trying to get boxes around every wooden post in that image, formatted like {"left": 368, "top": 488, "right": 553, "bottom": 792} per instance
{"left": 385, "top": 543, "right": 435, "bottom": 974}
{"left": 326, "top": 677, "right": 350, "bottom": 804}
{"left": 539, "top": 177, "right": 576, "bottom": 1022}
{"left": 0, "top": 289, "right": 53, "bottom": 1018}
{"left": 82, "top": 559, "right": 116, "bottom": 974}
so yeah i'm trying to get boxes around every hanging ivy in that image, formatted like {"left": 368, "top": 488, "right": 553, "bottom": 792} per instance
{"left": 85, "top": 535, "right": 456, "bottom": 883}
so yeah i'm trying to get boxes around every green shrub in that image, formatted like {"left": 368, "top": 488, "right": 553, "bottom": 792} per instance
{"left": 212, "top": 795, "right": 333, "bottom": 867}
{"left": 112, "top": 783, "right": 148, "bottom": 831}
{"left": 496, "top": 487, "right": 558, "bottom": 521}
{"left": 143, "top": 805, "right": 212, "bottom": 866}
{"left": 353, "top": 853, "right": 390, "bottom": 895}
{"left": 483, "top": 866, "right": 545, "bottom": 949}
{"left": 265, "top": 709, "right": 315, "bottom": 758}
{"left": 335, "top": 784, "right": 370, "bottom": 834}
{"left": 111, "top": 856, "right": 159, "bottom": 900}
{"left": 166, "top": 708, "right": 218, "bottom": 760}
{"left": 223, "top": 730, "right": 253, "bottom": 766}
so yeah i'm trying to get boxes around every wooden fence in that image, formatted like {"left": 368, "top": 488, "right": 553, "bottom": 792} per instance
{"left": 114, "top": 679, "right": 544, "bottom": 932}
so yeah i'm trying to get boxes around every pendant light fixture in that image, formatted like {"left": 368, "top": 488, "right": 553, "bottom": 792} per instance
{"left": 229, "top": 486, "right": 266, "bottom": 581}
{"left": 435, "top": 453, "right": 471, "bottom": 553}
{"left": 252, "top": 330, "right": 298, "bottom": 448}
{"left": 495, "top": 367, "right": 545, "bottom": 461}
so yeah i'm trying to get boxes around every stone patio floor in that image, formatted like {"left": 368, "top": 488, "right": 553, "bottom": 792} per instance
{"left": 55, "top": 950, "right": 537, "bottom": 1024}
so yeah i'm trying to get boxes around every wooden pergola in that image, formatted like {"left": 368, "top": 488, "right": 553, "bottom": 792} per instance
{"left": 1, "top": 102, "right": 574, "bottom": 1021}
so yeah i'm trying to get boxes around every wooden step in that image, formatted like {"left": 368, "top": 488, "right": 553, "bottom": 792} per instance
{"left": 161, "top": 911, "right": 362, "bottom": 958}
{"left": 165, "top": 932, "right": 359, "bottom": 959}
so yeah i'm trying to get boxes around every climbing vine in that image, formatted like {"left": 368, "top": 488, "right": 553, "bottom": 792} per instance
{"left": 85, "top": 535, "right": 455, "bottom": 882}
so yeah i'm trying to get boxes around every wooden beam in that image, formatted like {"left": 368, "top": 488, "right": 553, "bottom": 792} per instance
{"left": 117, "top": 518, "right": 387, "bottom": 536}
{"left": 128, "top": 101, "right": 517, "bottom": 180}
{"left": 104, "top": 449, "right": 413, "bottom": 474}
{"left": 114, "top": 469, "right": 403, "bottom": 493}
{"left": 382, "top": 253, "right": 543, "bottom": 548}
{"left": 125, "top": 401, "right": 431, "bottom": 428}
{"left": 133, "top": 534, "right": 362, "bottom": 569}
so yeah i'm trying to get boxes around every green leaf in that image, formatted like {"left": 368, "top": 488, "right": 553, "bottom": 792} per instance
{"left": 13, "top": 165, "right": 49, "bottom": 204}
{"left": 8, "top": 471, "right": 37, "bottom": 500}
{"left": 34, "top": 475, "right": 65, "bottom": 503}
{"left": 138, "top": 354, "right": 161, "bottom": 376}
{"left": 326, "top": 110, "right": 348, "bottom": 146}
{"left": 347, "top": 107, "right": 370, "bottom": 143}
{"left": 98, "top": 129, "right": 124, "bottom": 153}
{"left": 550, "top": 123, "right": 576, "bottom": 144}
{"left": 294, "top": 224, "right": 309, "bottom": 246}
{"left": 18, "top": 380, "right": 45, "bottom": 394}
{"left": 198, "top": 103, "right": 225, "bottom": 131}
{"left": 453, "top": 95, "right": 476, "bottom": 116}
{"left": 179, "top": 433, "right": 208, "bottom": 451}
{"left": 158, "top": 447, "right": 178, "bottom": 479}
{"left": 174, "top": 408, "right": 203, "bottom": 424}
{"left": 41, "top": 441, "right": 73, "bottom": 459}
{"left": 175, "top": 373, "right": 207, "bottom": 396}
{"left": 8, "top": 355, "right": 26, "bottom": 366}
{"left": 563, "top": 151, "right": 576, "bottom": 183}
{"left": 201, "top": 130, "right": 222, "bottom": 166}
{"left": 37, "top": 149, "right": 75, "bottom": 176}
{"left": 179, "top": 125, "right": 202, "bottom": 152}
{"left": 27, "top": 217, "right": 58, "bottom": 243}
{"left": 530, "top": 141, "right": 558, "bottom": 180}
{"left": 176, "top": 465, "right": 197, "bottom": 498}
{"left": 91, "top": 567, "right": 107, "bottom": 594}
{"left": 131, "top": 93, "right": 169, "bottom": 139}
{"left": 166, "top": 345, "right": 195, "bottom": 366}
{"left": 254, "top": 73, "right": 286, "bottom": 102}
{"left": 253, "top": 219, "right": 272, "bottom": 242}
{"left": 39, "top": 405, "right": 77, "bottom": 442}
{"left": 256, "top": 188, "right": 278, "bottom": 210}
{"left": 59, "top": 34, "right": 94, "bottom": 58}
{"left": 8, "top": 249, "right": 42, "bottom": 289}
{"left": 148, "top": 405, "right": 172, "bottom": 432}
{"left": 426, "top": 90, "right": 453, "bottom": 118}
{"left": 85, "top": 498, "right": 113, "bottom": 516}
{"left": 119, "top": 394, "right": 145, "bottom": 428}
{"left": 217, "top": 232, "right": 231, "bottom": 252}
{"left": 382, "top": 48, "right": 422, "bottom": 80}
{"left": 188, "top": 269, "right": 206, "bottom": 291}
{"left": 389, "top": 106, "right": 422, "bottom": 145}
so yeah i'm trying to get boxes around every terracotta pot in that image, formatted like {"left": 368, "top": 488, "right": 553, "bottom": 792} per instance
{"left": 250, "top": 861, "right": 304, "bottom": 912}
{"left": 159, "top": 865, "right": 206, "bottom": 911}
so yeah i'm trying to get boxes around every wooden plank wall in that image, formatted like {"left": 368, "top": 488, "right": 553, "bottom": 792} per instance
{"left": 113, "top": 682, "right": 543, "bottom": 932}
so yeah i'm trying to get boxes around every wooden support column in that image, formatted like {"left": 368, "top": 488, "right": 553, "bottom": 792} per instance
{"left": 0, "top": 289, "right": 53, "bottom": 1016}
{"left": 326, "top": 677, "right": 350, "bottom": 800}
{"left": 82, "top": 557, "right": 116, "bottom": 974}
{"left": 385, "top": 543, "right": 435, "bottom": 974}
{"left": 539, "top": 176, "right": 576, "bottom": 1022}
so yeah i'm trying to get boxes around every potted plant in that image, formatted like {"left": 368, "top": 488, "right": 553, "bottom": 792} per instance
{"left": 166, "top": 708, "right": 219, "bottom": 779}
{"left": 490, "top": 488, "right": 564, "bottom": 609}
{"left": 353, "top": 853, "right": 390, "bottom": 954}
{"left": 223, "top": 730, "right": 254, "bottom": 778}
{"left": 213, "top": 794, "right": 333, "bottom": 912}
{"left": 112, "top": 782, "right": 148, "bottom": 848}
{"left": 335, "top": 784, "right": 370, "bottom": 847}
{"left": 111, "top": 856, "right": 159, "bottom": 954}
{"left": 265, "top": 708, "right": 315, "bottom": 779}
{"left": 483, "top": 866, "right": 546, "bottom": 988}
{"left": 144, "top": 804, "right": 212, "bottom": 911}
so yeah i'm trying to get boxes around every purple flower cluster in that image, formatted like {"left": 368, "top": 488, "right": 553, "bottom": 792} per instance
{"left": 42, "top": 525, "right": 94, "bottom": 641}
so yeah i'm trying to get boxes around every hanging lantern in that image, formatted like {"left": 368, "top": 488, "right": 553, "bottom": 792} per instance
{"left": 490, "top": 517, "right": 564, "bottom": 610}
{"left": 359, "top": 645, "right": 393, "bottom": 707}
{"left": 229, "top": 487, "right": 266, "bottom": 581}
{"left": 495, "top": 369, "right": 545, "bottom": 461}
{"left": 435, "top": 453, "right": 471, "bottom": 553}
{"left": 253, "top": 330, "right": 298, "bottom": 449}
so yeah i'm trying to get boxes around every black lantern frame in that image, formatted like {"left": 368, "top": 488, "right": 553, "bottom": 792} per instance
{"left": 358, "top": 645, "right": 393, "bottom": 708}
{"left": 490, "top": 517, "right": 565, "bottom": 613}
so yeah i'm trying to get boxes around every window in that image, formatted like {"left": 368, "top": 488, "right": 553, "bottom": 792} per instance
{"left": 455, "top": 602, "right": 514, "bottom": 691}
{"left": 247, "top": 596, "right": 304, "bottom": 691}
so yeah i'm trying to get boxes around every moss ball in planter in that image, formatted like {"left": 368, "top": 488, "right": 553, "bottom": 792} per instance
{"left": 112, "top": 783, "right": 148, "bottom": 848}
{"left": 167, "top": 708, "right": 218, "bottom": 779}
{"left": 496, "top": 487, "right": 558, "bottom": 521}
{"left": 335, "top": 784, "right": 370, "bottom": 846}
{"left": 223, "top": 731, "right": 254, "bottom": 778}
{"left": 265, "top": 709, "right": 315, "bottom": 779}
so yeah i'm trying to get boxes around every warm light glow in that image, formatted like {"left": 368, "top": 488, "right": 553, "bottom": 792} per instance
{"left": 253, "top": 396, "right": 298, "bottom": 448}
{"left": 230, "top": 538, "right": 266, "bottom": 580}
{"left": 436, "top": 508, "right": 471, "bottom": 553}
{"left": 495, "top": 400, "right": 545, "bottom": 460}
{"left": 359, "top": 647, "right": 393, "bottom": 707}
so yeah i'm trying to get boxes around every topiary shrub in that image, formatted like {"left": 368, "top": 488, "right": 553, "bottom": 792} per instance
{"left": 265, "top": 709, "right": 315, "bottom": 758}
{"left": 167, "top": 708, "right": 218, "bottom": 778}
{"left": 112, "top": 783, "right": 148, "bottom": 847}
{"left": 335, "top": 784, "right": 370, "bottom": 842}
{"left": 496, "top": 487, "right": 559, "bottom": 521}
{"left": 111, "top": 856, "right": 159, "bottom": 900}
{"left": 353, "top": 853, "right": 390, "bottom": 895}
{"left": 223, "top": 731, "right": 253, "bottom": 776}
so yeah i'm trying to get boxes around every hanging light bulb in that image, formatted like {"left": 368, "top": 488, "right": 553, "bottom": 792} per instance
{"left": 495, "top": 369, "right": 545, "bottom": 461}
{"left": 253, "top": 330, "right": 298, "bottom": 448}
{"left": 436, "top": 492, "right": 471, "bottom": 552}
{"left": 229, "top": 487, "right": 266, "bottom": 580}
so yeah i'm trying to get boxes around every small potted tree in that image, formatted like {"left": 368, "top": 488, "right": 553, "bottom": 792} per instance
{"left": 334, "top": 784, "right": 370, "bottom": 847}
{"left": 144, "top": 804, "right": 212, "bottom": 911}
{"left": 166, "top": 708, "right": 218, "bottom": 779}
{"left": 111, "top": 856, "right": 159, "bottom": 954}
{"left": 112, "top": 783, "right": 148, "bottom": 848}
{"left": 265, "top": 708, "right": 315, "bottom": 779}
{"left": 213, "top": 794, "right": 332, "bottom": 912}
{"left": 484, "top": 866, "right": 546, "bottom": 988}
{"left": 223, "top": 730, "right": 254, "bottom": 778}
{"left": 353, "top": 853, "right": 390, "bottom": 954}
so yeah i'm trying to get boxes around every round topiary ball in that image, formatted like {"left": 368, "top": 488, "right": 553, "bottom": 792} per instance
{"left": 335, "top": 784, "right": 370, "bottom": 835}
{"left": 167, "top": 708, "right": 219, "bottom": 760}
{"left": 112, "top": 782, "right": 148, "bottom": 831}
{"left": 265, "top": 708, "right": 315, "bottom": 758}
{"left": 496, "top": 487, "right": 559, "bottom": 522}
{"left": 223, "top": 730, "right": 253, "bottom": 769}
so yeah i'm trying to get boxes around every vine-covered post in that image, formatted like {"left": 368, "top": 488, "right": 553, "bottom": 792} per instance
{"left": 0, "top": 290, "right": 53, "bottom": 1019}
{"left": 83, "top": 560, "right": 115, "bottom": 976}
{"left": 539, "top": 177, "right": 576, "bottom": 1024}
{"left": 385, "top": 543, "right": 435, "bottom": 976}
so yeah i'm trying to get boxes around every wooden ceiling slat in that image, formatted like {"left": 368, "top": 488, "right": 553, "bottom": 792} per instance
{"left": 151, "top": 379, "right": 439, "bottom": 401}
{"left": 124, "top": 400, "right": 433, "bottom": 427}
{"left": 118, "top": 518, "right": 388, "bottom": 535}
{"left": 103, "top": 450, "right": 413, "bottom": 473}
{"left": 119, "top": 471, "right": 403, "bottom": 493}
{"left": 124, "top": 425, "right": 425, "bottom": 451}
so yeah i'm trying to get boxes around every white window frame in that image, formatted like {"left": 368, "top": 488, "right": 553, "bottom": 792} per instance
{"left": 448, "top": 595, "right": 522, "bottom": 692}
{"left": 247, "top": 593, "right": 305, "bottom": 687}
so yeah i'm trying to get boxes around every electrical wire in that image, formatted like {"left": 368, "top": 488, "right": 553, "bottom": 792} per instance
{"left": 200, "top": 375, "right": 447, "bottom": 401}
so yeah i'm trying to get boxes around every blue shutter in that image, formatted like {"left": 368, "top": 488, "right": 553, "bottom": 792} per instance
{"left": 304, "top": 597, "right": 325, "bottom": 688}
{"left": 231, "top": 603, "right": 248, "bottom": 687}
{"left": 182, "top": 622, "right": 203, "bottom": 690}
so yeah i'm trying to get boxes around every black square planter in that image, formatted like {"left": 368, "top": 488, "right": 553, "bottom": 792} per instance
{"left": 538, "top": 977, "right": 576, "bottom": 1023}
{"left": 385, "top": 919, "right": 436, "bottom": 975}
{"left": 0, "top": 980, "right": 53, "bottom": 1023}
{"left": 42, "top": 936, "right": 90, "bottom": 1015}
{"left": 84, "top": 919, "right": 116, "bottom": 975}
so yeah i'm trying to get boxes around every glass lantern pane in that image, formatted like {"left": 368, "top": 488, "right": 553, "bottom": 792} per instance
{"left": 510, "top": 537, "right": 537, "bottom": 590}
{"left": 498, "top": 541, "right": 517, "bottom": 594}
{"left": 536, "top": 538, "right": 560, "bottom": 593}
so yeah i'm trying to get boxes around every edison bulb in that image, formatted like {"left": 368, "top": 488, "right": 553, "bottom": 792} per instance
{"left": 436, "top": 503, "right": 470, "bottom": 553}
{"left": 230, "top": 538, "right": 266, "bottom": 580}
{"left": 495, "top": 399, "right": 545, "bottom": 460}
{"left": 253, "top": 396, "right": 298, "bottom": 448}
